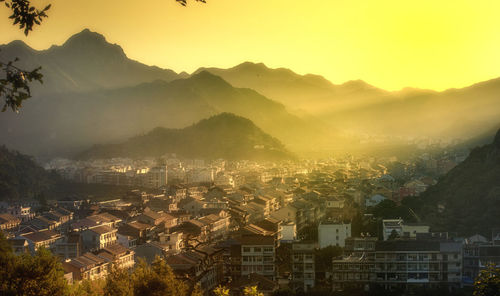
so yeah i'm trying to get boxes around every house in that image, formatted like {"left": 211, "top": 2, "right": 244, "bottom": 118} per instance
{"left": 29, "top": 216, "right": 60, "bottom": 230}
{"left": 55, "top": 232, "right": 83, "bottom": 259}
{"left": 138, "top": 209, "right": 178, "bottom": 230}
{"left": 82, "top": 225, "right": 117, "bottom": 251}
{"left": 1, "top": 205, "right": 34, "bottom": 222}
{"left": 62, "top": 252, "right": 110, "bottom": 281}
{"left": 325, "top": 196, "right": 345, "bottom": 209}
{"left": 118, "top": 221, "right": 154, "bottom": 243}
{"left": 21, "top": 229, "right": 63, "bottom": 252}
{"left": 365, "top": 194, "right": 387, "bottom": 207}
{"left": 165, "top": 246, "right": 224, "bottom": 293}
{"left": 0, "top": 213, "right": 21, "bottom": 230}
{"left": 97, "top": 243, "right": 135, "bottom": 270}
{"left": 87, "top": 212, "right": 122, "bottom": 228}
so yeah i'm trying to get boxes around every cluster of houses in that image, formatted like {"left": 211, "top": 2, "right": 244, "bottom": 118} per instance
{"left": 1, "top": 153, "right": 497, "bottom": 295}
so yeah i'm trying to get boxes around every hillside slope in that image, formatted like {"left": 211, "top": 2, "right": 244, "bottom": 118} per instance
{"left": 0, "top": 146, "right": 59, "bottom": 200}
{"left": 78, "top": 113, "right": 294, "bottom": 161}
{"left": 417, "top": 129, "right": 500, "bottom": 235}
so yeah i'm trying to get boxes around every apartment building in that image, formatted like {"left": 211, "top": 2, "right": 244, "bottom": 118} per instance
{"left": 332, "top": 239, "right": 463, "bottom": 292}
{"left": 318, "top": 220, "right": 351, "bottom": 248}
{"left": 291, "top": 241, "right": 316, "bottom": 292}
{"left": 231, "top": 235, "right": 276, "bottom": 281}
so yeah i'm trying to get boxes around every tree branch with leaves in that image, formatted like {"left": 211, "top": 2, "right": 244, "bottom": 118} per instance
{"left": 0, "top": 0, "right": 50, "bottom": 112}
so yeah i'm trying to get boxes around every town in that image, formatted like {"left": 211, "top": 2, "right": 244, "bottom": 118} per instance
{"left": 1, "top": 146, "right": 496, "bottom": 296}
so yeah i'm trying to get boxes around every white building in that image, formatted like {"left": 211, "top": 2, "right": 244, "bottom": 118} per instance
{"left": 318, "top": 221, "right": 351, "bottom": 248}
{"left": 281, "top": 222, "right": 297, "bottom": 242}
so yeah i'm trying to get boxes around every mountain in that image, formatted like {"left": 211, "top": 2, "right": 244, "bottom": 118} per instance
{"left": 196, "top": 62, "right": 500, "bottom": 141}
{"left": 416, "top": 129, "right": 500, "bottom": 236}
{"left": 323, "top": 78, "right": 500, "bottom": 139}
{"left": 195, "top": 62, "right": 391, "bottom": 114}
{"left": 0, "top": 29, "right": 182, "bottom": 94}
{"left": 0, "top": 68, "right": 329, "bottom": 157}
{"left": 77, "top": 113, "right": 294, "bottom": 161}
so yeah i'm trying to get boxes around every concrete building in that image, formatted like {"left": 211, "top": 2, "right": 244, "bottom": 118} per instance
{"left": 281, "top": 222, "right": 297, "bottom": 242}
{"left": 231, "top": 235, "right": 276, "bottom": 281}
{"left": 332, "top": 239, "right": 463, "bottom": 292}
{"left": 318, "top": 221, "right": 351, "bottom": 248}
{"left": 291, "top": 241, "right": 316, "bottom": 292}
{"left": 82, "top": 225, "right": 117, "bottom": 251}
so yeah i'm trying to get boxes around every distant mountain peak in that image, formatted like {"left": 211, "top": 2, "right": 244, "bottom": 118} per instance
{"left": 233, "top": 61, "right": 269, "bottom": 71}
{"left": 57, "top": 28, "right": 126, "bottom": 58}
{"left": 189, "top": 70, "right": 232, "bottom": 87}
{"left": 1, "top": 40, "right": 36, "bottom": 56}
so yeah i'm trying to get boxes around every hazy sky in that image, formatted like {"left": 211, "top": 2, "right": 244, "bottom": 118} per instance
{"left": 1, "top": 0, "right": 499, "bottom": 91}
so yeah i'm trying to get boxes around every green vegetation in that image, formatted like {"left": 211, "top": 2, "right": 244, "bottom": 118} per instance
{"left": 416, "top": 129, "right": 500, "bottom": 236}
{"left": 0, "top": 232, "right": 68, "bottom": 296}
{"left": 78, "top": 113, "right": 294, "bottom": 161}
{"left": 0, "top": 145, "right": 60, "bottom": 200}
{"left": 0, "top": 233, "right": 202, "bottom": 296}
{"left": 473, "top": 263, "right": 500, "bottom": 296}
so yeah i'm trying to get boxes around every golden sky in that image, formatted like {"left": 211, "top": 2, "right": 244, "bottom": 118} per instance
{"left": 1, "top": 0, "right": 499, "bottom": 91}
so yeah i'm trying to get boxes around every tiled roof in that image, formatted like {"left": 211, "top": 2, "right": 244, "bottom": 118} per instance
{"left": 22, "top": 229, "right": 60, "bottom": 242}
{"left": 88, "top": 225, "right": 116, "bottom": 235}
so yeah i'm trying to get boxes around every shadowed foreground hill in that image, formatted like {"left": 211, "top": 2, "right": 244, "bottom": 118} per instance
{"left": 0, "top": 146, "right": 59, "bottom": 200}
{"left": 417, "top": 129, "right": 500, "bottom": 235}
{"left": 78, "top": 113, "right": 294, "bottom": 161}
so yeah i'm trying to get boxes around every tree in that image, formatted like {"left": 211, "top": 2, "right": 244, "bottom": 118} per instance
{"left": 0, "top": 0, "right": 49, "bottom": 112}
{"left": 0, "top": 232, "right": 68, "bottom": 296}
{"left": 103, "top": 264, "right": 132, "bottom": 296}
{"left": 473, "top": 263, "right": 500, "bottom": 296}
{"left": 315, "top": 245, "right": 342, "bottom": 272}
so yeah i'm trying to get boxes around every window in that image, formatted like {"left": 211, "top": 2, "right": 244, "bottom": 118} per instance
{"left": 263, "top": 247, "right": 273, "bottom": 253}
{"left": 254, "top": 247, "right": 262, "bottom": 252}
{"left": 243, "top": 247, "right": 251, "bottom": 253}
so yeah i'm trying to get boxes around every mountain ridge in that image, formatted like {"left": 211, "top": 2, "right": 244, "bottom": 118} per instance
{"left": 77, "top": 113, "right": 294, "bottom": 161}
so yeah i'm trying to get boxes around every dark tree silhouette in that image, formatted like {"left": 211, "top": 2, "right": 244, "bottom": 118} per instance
{"left": 0, "top": 0, "right": 50, "bottom": 112}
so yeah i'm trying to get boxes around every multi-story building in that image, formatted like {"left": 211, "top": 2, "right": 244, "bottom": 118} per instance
{"left": 345, "top": 236, "right": 377, "bottom": 256}
{"left": 62, "top": 252, "right": 110, "bottom": 281}
{"left": 21, "top": 229, "right": 63, "bottom": 253}
{"left": 291, "top": 241, "right": 316, "bottom": 292}
{"left": 318, "top": 220, "right": 351, "bottom": 248}
{"left": 231, "top": 235, "right": 276, "bottom": 281}
{"left": 332, "top": 239, "right": 463, "bottom": 292}
{"left": 382, "top": 219, "right": 430, "bottom": 240}
{"left": 55, "top": 233, "right": 83, "bottom": 259}
{"left": 97, "top": 243, "right": 135, "bottom": 270}
{"left": 0, "top": 213, "right": 21, "bottom": 231}
{"left": 82, "top": 225, "right": 117, "bottom": 251}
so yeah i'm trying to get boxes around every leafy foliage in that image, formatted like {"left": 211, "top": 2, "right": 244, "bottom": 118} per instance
{"left": 0, "top": 233, "right": 68, "bottom": 296}
{"left": 0, "top": 57, "right": 43, "bottom": 112}
{"left": 416, "top": 129, "right": 500, "bottom": 236}
{"left": 1, "top": 0, "right": 50, "bottom": 35}
{"left": 0, "top": 0, "right": 49, "bottom": 112}
{"left": 314, "top": 246, "right": 343, "bottom": 272}
{"left": 0, "top": 145, "right": 61, "bottom": 200}
{"left": 473, "top": 263, "right": 500, "bottom": 296}
{"left": 176, "top": 0, "right": 206, "bottom": 6}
